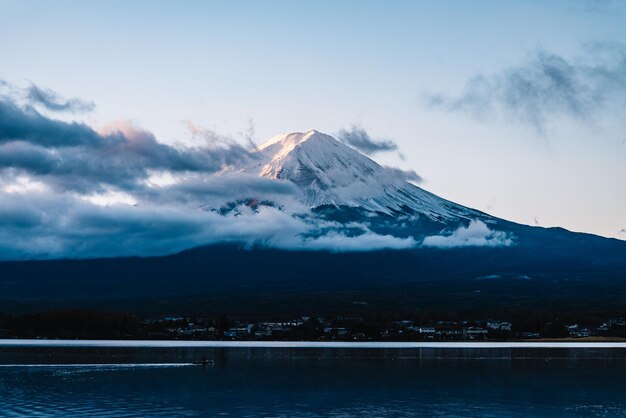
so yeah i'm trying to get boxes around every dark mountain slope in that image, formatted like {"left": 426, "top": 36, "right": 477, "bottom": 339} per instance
{"left": 1, "top": 222, "right": 624, "bottom": 315}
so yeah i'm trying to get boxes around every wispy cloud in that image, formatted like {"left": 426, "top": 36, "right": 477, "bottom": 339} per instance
{"left": 337, "top": 124, "right": 422, "bottom": 183}
{"left": 424, "top": 43, "right": 626, "bottom": 133}
{"left": 573, "top": 0, "right": 623, "bottom": 14}
{"left": 383, "top": 166, "right": 423, "bottom": 184}
{"left": 26, "top": 84, "right": 95, "bottom": 113}
{"left": 337, "top": 125, "right": 398, "bottom": 154}
{"left": 422, "top": 220, "right": 513, "bottom": 248}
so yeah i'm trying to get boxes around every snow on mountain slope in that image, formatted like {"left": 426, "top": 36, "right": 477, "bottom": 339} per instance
{"left": 233, "top": 130, "right": 485, "bottom": 223}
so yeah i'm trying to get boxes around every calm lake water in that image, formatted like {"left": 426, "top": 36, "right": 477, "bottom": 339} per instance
{"left": 1, "top": 344, "right": 626, "bottom": 417}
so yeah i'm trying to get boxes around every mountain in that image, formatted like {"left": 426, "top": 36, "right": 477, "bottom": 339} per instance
{"left": 221, "top": 130, "right": 497, "bottom": 242}
{"left": 0, "top": 130, "right": 625, "bottom": 315}
{"left": 236, "top": 130, "right": 490, "bottom": 224}
{"left": 239, "top": 130, "right": 480, "bottom": 222}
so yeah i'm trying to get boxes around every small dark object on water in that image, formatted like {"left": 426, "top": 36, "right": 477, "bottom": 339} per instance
{"left": 194, "top": 356, "right": 214, "bottom": 366}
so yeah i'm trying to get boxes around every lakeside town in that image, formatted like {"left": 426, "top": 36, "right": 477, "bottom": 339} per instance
{"left": 144, "top": 316, "right": 626, "bottom": 341}
{"left": 4, "top": 311, "right": 624, "bottom": 341}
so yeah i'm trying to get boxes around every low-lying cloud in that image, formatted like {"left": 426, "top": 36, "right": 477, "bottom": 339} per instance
{"left": 293, "top": 231, "right": 416, "bottom": 252}
{"left": 422, "top": 220, "right": 513, "bottom": 248}
{"left": 0, "top": 189, "right": 417, "bottom": 259}
{"left": 425, "top": 43, "right": 626, "bottom": 133}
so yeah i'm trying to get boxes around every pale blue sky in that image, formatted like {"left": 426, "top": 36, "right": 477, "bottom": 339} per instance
{"left": 1, "top": 0, "right": 625, "bottom": 238}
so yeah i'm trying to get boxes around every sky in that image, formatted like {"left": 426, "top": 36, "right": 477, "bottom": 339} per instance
{"left": 0, "top": 0, "right": 625, "bottom": 258}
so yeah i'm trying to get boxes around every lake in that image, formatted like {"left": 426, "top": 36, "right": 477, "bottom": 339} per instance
{"left": 1, "top": 341, "right": 626, "bottom": 417}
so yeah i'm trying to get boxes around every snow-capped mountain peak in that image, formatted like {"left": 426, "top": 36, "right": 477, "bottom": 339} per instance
{"left": 233, "top": 130, "right": 483, "bottom": 222}
{"left": 257, "top": 130, "right": 326, "bottom": 153}
{"left": 256, "top": 130, "right": 380, "bottom": 188}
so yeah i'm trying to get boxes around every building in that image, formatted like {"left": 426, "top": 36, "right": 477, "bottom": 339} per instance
{"left": 224, "top": 326, "right": 252, "bottom": 338}
{"left": 435, "top": 326, "right": 463, "bottom": 339}
{"left": 567, "top": 324, "right": 591, "bottom": 338}
{"left": 418, "top": 327, "right": 436, "bottom": 335}
{"left": 487, "top": 321, "right": 512, "bottom": 332}
{"left": 464, "top": 327, "right": 488, "bottom": 339}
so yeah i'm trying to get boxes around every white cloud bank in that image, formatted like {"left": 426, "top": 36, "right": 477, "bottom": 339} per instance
{"left": 422, "top": 220, "right": 513, "bottom": 249}
{"left": 0, "top": 186, "right": 420, "bottom": 260}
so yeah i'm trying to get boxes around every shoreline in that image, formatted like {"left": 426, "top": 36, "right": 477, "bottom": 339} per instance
{"left": 2, "top": 339, "right": 626, "bottom": 348}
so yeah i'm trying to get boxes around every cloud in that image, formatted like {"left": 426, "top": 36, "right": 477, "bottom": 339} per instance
{"left": 383, "top": 166, "right": 423, "bottom": 184}
{"left": 573, "top": 0, "right": 623, "bottom": 14}
{"left": 0, "top": 98, "right": 255, "bottom": 193}
{"left": 337, "top": 125, "right": 398, "bottom": 154}
{"left": 421, "top": 220, "right": 513, "bottom": 248}
{"left": 300, "top": 232, "right": 416, "bottom": 252}
{"left": 0, "top": 189, "right": 419, "bottom": 260}
{"left": 0, "top": 191, "right": 296, "bottom": 259}
{"left": 0, "top": 97, "right": 101, "bottom": 147}
{"left": 424, "top": 43, "right": 626, "bottom": 133}
{"left": 135, "top": 173, "right": 304, "bottom": 212}
{"left": 26, "top": 84, "right": 95, "bottom": 113}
